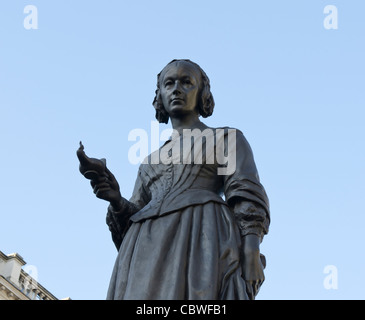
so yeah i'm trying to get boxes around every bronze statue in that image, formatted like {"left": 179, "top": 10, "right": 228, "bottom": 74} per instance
{"left": 77, "top": 59, "right": 270, "bottom": 300}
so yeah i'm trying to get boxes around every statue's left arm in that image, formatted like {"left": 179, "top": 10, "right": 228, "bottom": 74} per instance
{"left": 223, "top": 129, "right": 270, "bottom": 299}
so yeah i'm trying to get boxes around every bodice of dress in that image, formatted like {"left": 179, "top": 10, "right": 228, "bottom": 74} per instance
{"left": 130, "top": 162, "right": 226, "bottom": 222}
{"left": 106, "top": 127, "right": 270, "bottom": 250}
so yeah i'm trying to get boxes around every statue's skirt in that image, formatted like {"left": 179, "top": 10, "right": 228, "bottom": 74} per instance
{"left": 106, "top": 201, "right": 249, "bottom": 300}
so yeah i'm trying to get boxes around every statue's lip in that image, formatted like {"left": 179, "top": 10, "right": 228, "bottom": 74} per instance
{"left": 171, "top": 98, "right": 184, "bottom": 102}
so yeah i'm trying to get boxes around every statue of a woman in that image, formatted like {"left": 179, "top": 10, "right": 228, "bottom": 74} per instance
{"left": 77, "top": 59, "right": 270, "bottom": 300}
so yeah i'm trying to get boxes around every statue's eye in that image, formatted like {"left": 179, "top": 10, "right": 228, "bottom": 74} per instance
{"left": 183, "top": 79, "right": 192, "bottom": 85}
{"left": 164, "top": 80, "right": 173, "bottom": 87}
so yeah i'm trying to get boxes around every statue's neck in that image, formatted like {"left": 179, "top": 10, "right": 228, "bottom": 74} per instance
{"left": 170, "top": 115, "right": 208, "bottom": 135}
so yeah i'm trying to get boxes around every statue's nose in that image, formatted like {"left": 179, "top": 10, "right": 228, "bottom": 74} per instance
{"left": 172, "top": 81, "right": 182, "bottom": 95}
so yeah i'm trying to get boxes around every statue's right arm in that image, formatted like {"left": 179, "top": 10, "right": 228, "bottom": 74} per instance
{"left": 106, "top": 198, "right": 140, "bottom": 250}
{"left": 76, "top": 143, "right": 148, "bottom": 249}
{"left": 105, "top": 166, "right": 151, "bottom": 250}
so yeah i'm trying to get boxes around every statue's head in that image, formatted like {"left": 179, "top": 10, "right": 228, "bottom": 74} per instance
{"left": 153, "top": 59, "right": 215, "bottom": 124}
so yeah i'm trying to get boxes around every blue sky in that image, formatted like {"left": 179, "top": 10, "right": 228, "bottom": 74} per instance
{"left": 0, "top": 0, "right": 364, "bottom": 300}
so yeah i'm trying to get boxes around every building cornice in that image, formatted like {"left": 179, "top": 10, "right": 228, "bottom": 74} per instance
{"left": 0, "top": 251, "right": 59, "bottom": 300}
{"left": 0, "top": 276, "right": 29, "bottom": 300}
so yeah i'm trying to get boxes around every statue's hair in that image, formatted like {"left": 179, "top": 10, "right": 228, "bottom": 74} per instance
{"left": 152, "top": 59, "right": 215, "bottom": 124}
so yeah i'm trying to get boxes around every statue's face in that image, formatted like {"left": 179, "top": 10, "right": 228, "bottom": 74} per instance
{"left": 160, "top": 61, "right": 201, "bottom": 118}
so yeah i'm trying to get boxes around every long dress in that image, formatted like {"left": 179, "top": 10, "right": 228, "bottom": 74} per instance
{"left": 105, "top": 127, "right": 270, "bottom": 300}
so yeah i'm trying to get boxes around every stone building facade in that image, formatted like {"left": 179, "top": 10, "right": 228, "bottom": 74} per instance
{"left": 0, "top": 250, "right": 65, "bottom": 300}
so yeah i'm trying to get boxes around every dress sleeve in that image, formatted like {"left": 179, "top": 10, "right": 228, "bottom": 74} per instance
{"left": 222, "top": 129, "right": 270, "bottom": 241}
{"left": 106, "top": 166, "right": 151, "bottom": 250}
